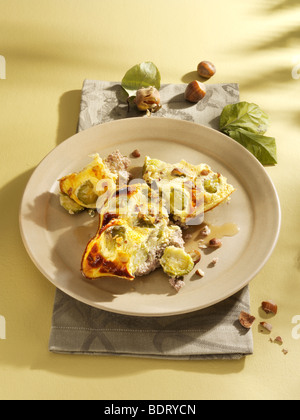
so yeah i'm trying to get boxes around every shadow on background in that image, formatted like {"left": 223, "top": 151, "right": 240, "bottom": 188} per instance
{"left": 241, "top": 66, "right": 294, "bottom": 90}
{"left": 237, "top": 0, "right": 300, "bottom": 130}
{"left": 262, "top": 0, "right": 300, "bottom": 13}
{"left": 0, "top": 169, "right": 55, "bottom": 369}
{"left": 247, "top": 26, "right": 300, "bottom": 52}
{"left": 181, "top": 71, "right": 208, "bottom": 85}
{"left": 56, "top": 90, "right": 82, "bottom": 145}
{"left": 244, "top": 0, "right": 300, "bottom": 52}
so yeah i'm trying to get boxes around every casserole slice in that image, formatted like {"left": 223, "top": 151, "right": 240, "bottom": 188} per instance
{"left": 59, "top": 151, "right": 131, "bottom": 212}
{"left": 142, "top": 156, "right": 235, "bottom": 225}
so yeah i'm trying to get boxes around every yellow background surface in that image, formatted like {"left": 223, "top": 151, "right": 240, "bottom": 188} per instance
{"left": 1, "top": 0, "right": 300, "bottom": 400}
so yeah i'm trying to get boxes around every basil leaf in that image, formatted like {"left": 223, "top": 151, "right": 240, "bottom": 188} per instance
{"left": 121, "top": 62, "right": 161, "bottom": 98}
{"left": 228, "top": 128, "right": 277, "bottom": 165}
{"left": 220, "top": 102, "right": 269, "bottom": 135}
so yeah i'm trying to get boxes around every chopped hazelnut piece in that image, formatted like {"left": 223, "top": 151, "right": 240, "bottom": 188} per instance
{"left": 209, "top": 238, "right": 222, "bottom": 248}
{"left": 282, "top": 349, "right": 288, "bottom": 355}
{"left": 188, "top": 249, "right": 201, "bottom": 264}
{"left": 196, "top": 268, "right": 205, "bottom": 277}
{"left": 131, "top": 149, "right": 141, "bottom": 158}
{"left": 262, "top": 300, "right": 278, "bottom": 315}
{"left": 210, "top": 257, "right": 219, "bottom": 266}
{"left": 200, "top": 225, "right": 211, "bottom": 237}
{"left": 239, "top": 311, "right": 256, "bottom": 329}
{"left": 200, "top": 169, "right": 210, "bottom": 176}
{"left": 274, "top": 336, "right": 283, "bottom": 345}
{"left": 184, "top": 233, "right": 192, "bottom": 241}
{"left": 171, "top": 168, "right": 187, "bottom": 177}
{"left": 260, "top": 322, "right": 273, "bottom": 332}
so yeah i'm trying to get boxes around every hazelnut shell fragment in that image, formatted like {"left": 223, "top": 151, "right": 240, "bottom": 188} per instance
{"left": 262, "top": 300, "right": 278, "bottom": 315}
{"left": 239, "top": 311, "right": 256, "bottom": 329}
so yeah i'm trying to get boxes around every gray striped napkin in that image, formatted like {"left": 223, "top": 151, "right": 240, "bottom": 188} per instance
{"left": 49, "top": 80, "right": 253, "bottom": 359}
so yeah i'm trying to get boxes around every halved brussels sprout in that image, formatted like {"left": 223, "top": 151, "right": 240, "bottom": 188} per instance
{"left": 109, "top": 226, "right": 127, "bottom": 239}
{"left": 76, "top": 180, "right": 98, "bottom": 206}
{"left": 59, "top": 194, "right": 85, "bottom": 214}
{"left": 135, "top": 214, "right": 156, "bottom": 228}
{"left": 203, "top": 179, "right": 219, "bottom": 194}
{"left": 160, "top": 246, "right": 194, "bottom": 278}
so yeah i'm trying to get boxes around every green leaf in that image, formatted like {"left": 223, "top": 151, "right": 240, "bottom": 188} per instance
{"left": 228, "top": 128, "right": 277, "bottom": 165}
{"left": 220, "top": 102, "right": 269, "bottom": 135}
{"left": 121, "top": 62, "right": 161, "bottom": 98}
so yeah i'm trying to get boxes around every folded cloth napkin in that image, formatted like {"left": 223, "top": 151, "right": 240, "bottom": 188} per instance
{"left": 49, "top": 80, "right": 254, "bottom": 360}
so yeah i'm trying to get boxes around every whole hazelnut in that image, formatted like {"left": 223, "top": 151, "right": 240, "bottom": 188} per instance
{"left": 197, "top": 61, "right": 216, "bottom": 79}
{"left": 184, "top": 80, "right": 206, "bottom": 103}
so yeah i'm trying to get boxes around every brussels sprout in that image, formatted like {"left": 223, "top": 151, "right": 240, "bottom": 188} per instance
{"left": 135, "top": 214, "right": 156, "bottom": 228}
{"left": 203, "top": 179, "right": 219, "bottom": 194}
{"left": 76, "top": 180, "right": 98, "bottom": 206}
{"left": 110, "top": 226, "right": 126, "bottom": 239}
{"left": 160, "top": 246, "right": 194, "bottom": 277}
{"left": 59, "top": 194, "right": 85, "bottom": 214}
{"left": 104, "top": 226, "right": 127, "bottom": 254}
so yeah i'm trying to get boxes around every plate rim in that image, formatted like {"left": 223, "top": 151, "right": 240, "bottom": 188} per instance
{"left": 19, "top": 117, "right": 282, "bottom": 317}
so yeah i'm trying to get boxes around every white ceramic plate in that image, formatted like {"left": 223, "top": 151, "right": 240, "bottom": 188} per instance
{"left": 20, "top": 118, "right": 281, "bottom": 317}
